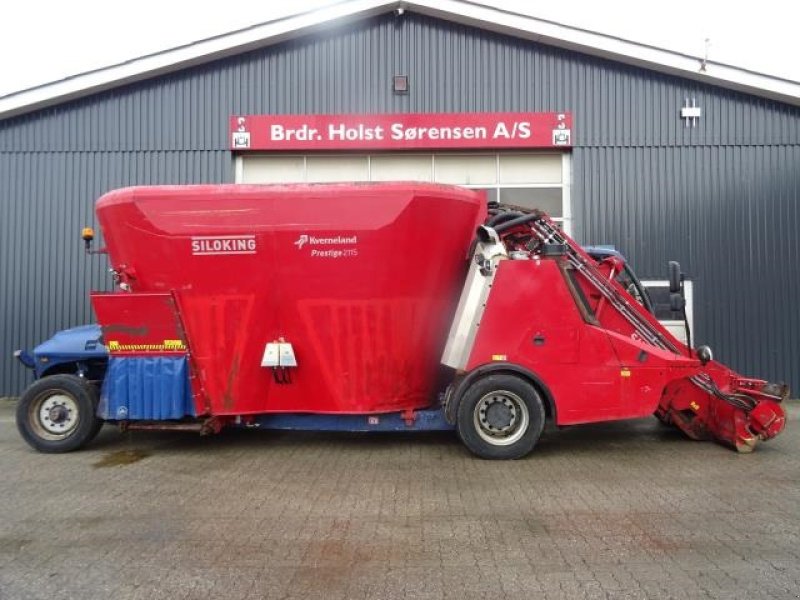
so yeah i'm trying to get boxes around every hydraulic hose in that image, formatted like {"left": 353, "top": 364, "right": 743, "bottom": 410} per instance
{"left": 485, "top": 211, "right": 525, "bottom": 228}
{"left": 492, "top": 212, "right": 543, "bottom": 235}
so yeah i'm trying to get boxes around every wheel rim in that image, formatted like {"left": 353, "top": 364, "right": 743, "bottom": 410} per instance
{"left": 473, "top": 389, "right": 529, "bottom": 446}
{"left": 29, "top": 392, "right": 81, "bottom": 440}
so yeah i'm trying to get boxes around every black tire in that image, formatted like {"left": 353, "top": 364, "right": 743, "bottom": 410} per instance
{"left": 456, "top": 374, "right": 545, "bottom": 460}
{"left": 16, "top": 374, "right": 102, "bottom": 453}
{"left": 654, "top": 411, "right": 672, "bottom": 427}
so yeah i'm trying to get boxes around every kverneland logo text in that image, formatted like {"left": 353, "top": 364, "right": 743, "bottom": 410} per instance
{"left": 294, "top": 234, "right": 357, "bottom": 250}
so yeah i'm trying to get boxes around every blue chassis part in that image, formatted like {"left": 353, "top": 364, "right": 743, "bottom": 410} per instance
{"left": 23, "top": 324, "right": 107, "bottom": 378}
{"left": 243, "top": 408, "right": 454, "bottom": 432}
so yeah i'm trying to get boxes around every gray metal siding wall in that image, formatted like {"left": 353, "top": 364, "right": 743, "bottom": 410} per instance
{"left": 1, "top": 13, "right": 799, "bottom": 394}
{"left": 574, "top": 144, "right": 800, "bottom": 386}
{"left": 0, "top": 151, "right": 231, "bottom": 394}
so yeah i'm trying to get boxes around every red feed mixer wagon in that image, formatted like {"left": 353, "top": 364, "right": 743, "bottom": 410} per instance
{"left": 14, "top": 183, "right": 788, "bottom": 458}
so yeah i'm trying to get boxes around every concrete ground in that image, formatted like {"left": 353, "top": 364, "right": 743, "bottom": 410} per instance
{"left": 1, "top": 398, "right": 798, "bottom": 600}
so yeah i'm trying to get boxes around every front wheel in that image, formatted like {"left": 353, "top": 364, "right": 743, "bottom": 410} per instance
{"left": 456, "top": 374, "right": 545, "bottom": 459}
{"left": 16, "top": 374, "right": 102, "bottom": 453}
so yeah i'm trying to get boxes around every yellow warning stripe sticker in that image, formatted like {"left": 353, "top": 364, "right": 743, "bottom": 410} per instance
{"left": 108, "top": 339, "right": 186, "bottom": 353}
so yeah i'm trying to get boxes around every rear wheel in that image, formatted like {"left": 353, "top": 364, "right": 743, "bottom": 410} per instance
{"left": 456, "top": 374, "right": 545, "bottom": 459}
{"left": 16, "top": 374, "right": 102, "bottom": 453}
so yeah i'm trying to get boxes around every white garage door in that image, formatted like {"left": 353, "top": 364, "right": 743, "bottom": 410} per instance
{"left": 237, "top": 152, "right": 572, "bottom": 232}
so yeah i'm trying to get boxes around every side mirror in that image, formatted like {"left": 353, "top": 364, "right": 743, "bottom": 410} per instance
{"left": 669, "top": 293, "right": 686, "bottom": 312}
{"left": 668, "top": 261, "right": 682, "bottom": 294}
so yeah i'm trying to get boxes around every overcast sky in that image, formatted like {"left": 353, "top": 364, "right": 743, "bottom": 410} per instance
{"left": 0, "top": 0, "right": 797, "bottom": 98}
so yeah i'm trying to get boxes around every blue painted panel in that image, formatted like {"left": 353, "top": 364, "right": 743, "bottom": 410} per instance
{"left": 98, "top": 356, "right": 195, "bottom": 420}
{"left": 249, "top": 408, "right": 454, "bottom": 432}
{"left": 33, "top": 324, "right": 105, "bottom": 355}
{"left": 30, "top": 323, "right": 107, "bottom": 378}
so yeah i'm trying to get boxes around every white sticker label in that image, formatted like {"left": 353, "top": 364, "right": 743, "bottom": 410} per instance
{"left": 232, "top": 131, "right": 251, "bottom": 148}
{"left": 552, "top": 129, "right": 571, "bottom": 146}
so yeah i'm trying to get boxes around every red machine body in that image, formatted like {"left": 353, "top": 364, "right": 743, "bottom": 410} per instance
{"left": 88, "top": 183, "right": 787, "bottom": 454}
{"left": 449, "top": 215, "right": 787, "bottom": 452}
{"left": 466, "top": 257, "right": 695, "bottom": 424}
{"left": 92, "top": 183, "right": 485, "bottom": 416}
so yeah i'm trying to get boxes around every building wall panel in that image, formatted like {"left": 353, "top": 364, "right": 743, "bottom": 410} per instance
{"left": 573, "top": 143, "right": 800, "bottom": 385}
{"left": 0, "top": 151, "right": 229, "bottom": 392}
{"left": 1, "top": 12, "right": 799, "bottom": 393}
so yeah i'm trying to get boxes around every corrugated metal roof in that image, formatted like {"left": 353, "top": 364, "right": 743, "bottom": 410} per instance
{"left": 1, "top": 0, "right": 799, "bottom": 122}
